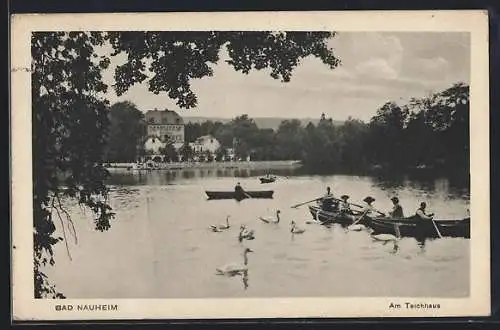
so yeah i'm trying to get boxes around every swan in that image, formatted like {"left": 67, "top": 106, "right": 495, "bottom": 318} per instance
{"left": 210, "top": 216, "right": 230, "bottom": 232}
{"left": 371, "top": 223, "right": 401, "bottom": 242}
{"left": 347, "top": 224, "right": 364, "bottom": 231}
{"left": 259, "top": 210, "right": 281, "bottom": 224}
{"left": 290, "top": 220, "right": 306, "bottom": 234}
{"left": 238, "top": 225, "right": 255, "bottom": 242}
{"left": 216, "top": 248, "right": 254, "bottom": 276}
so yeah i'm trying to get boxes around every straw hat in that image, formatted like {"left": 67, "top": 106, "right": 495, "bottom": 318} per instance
{"left": 340, "top": 195, "right": 349, "bottom": 200}
{"left": 363, "top": 196, "right": 375, "bottom": 204}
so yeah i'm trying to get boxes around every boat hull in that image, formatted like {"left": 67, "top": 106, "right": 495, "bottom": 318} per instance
{"left": 308, "top": 205, "right": 362, "bottom": 225}
{"left": 259, "top": 177, "right": 276, "bottom": 183}
{"left": 308, "top": 205, "right": 470, "bottom": 239}
{"left": 365, "top": 216, "right": 470, "bottom": 239}
{"left": 205, "top": 190, "right": 274, "bottom": 200}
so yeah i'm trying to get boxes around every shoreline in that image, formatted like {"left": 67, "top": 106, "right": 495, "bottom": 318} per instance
{"left": 105, "top": 160, "right": 303, "bottom": 173}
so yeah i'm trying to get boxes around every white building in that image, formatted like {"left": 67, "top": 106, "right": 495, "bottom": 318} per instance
{"left": 145, "top": 109, "right": 185, "bottom": 144}
{"left": 144, "top": 136, "right": 166, "bottom": 154}
{"left": 189, "top": 135, "right": 221, "bottom": 154}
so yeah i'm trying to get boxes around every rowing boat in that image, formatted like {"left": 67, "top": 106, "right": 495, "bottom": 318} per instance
{"left": 308, "top": 205, "right": 470, "bottom": 239}
{"left": 365, "top": 215, "right": 470, "bottom": 239}
{"left": 308, "top": 205, "right": 363, "bottom": 225}
{"left": 205, "top": 190, "right": 274, "bottom": 200}
{"left": 259, "top": 176, "right": 276, "bottom": 184}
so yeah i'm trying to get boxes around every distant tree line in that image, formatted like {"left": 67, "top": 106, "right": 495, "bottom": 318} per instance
{"left": 104, "top": 82, "right": 469, "bottom": 173}
{"left": 185, "top": 82, "right": 469, "bottom": 173}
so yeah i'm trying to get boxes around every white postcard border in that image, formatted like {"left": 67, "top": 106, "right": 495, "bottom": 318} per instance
{"left": 10, "top": 10, "right": 490, "bottom": 320}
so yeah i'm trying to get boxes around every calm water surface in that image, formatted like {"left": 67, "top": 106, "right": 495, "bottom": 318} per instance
{"left": 46, "top": 168, "right": 470, "bottom": 298}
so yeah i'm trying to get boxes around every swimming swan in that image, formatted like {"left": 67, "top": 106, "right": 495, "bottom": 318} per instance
{"left": 347, "top": 224, "right": 364, "bottom": 231}
{"left": 290, "top": 220, "right": 306, "bottom": 234}
{"left": 210, "top": 216, "right": 230, "bottom": 232}
{"left": 216, "top": 248, "right": 254, "bottom": 276}
{"left": 371, "top": 223, "right": 401, "bottom": 242}
{"left": 259, "top": 210, "right": 281, "bottom": 223}
{"left": 238, "top": 225, "right": 255, "bottom": 242}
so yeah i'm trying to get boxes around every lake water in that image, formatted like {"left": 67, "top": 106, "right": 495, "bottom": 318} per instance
{"left": 45, "top": 167, "right": 470, "bottom": 298}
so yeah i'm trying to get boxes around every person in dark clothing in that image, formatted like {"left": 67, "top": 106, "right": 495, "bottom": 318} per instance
{"left": 389, "top": 197, "right": 404, "bottom": 218}
{"left": 234, "top": 182, "right": 247, "bottom": 200}
{"left": 415, "top": 202, "right": 435, "bottom": 241}
{"left": 321, "top": 186, "right": 337, "bottom": 212}
{"left": 416, "top": 202, "right": 434, "bottom": 220}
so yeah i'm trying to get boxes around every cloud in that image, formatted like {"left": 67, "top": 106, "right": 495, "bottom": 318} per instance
{"left": 410, "top": 57, "right": 451, "bottom": 80}
{"left": 101, "top": 32, "right": 469, "bottom": 122}
{"left": 355, "top": 58, "right": 399, "bottom": 80}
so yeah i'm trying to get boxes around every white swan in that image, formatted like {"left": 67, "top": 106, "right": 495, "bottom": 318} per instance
{"left": 238, "top": 225, "right": 255, "bottom": 242}
{"left": 259, "top": 210, "right": 281, "bottom": 224}
{"left": 290, "top": 220, "right": 306, "bottom": 234}
{"left": 347, "top": 224, "right": 364, "bottom": 231}
{"left": 216, "top": 248, "right": 254, "bottom": 276}
{"left": 371, "top": 223, "right": 401, "bottom": 242}
{"left": 210, "top": 216, "right": 230, "bottom": 232}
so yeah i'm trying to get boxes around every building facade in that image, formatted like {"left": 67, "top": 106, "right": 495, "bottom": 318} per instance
{"left": 189, "top": 135, "right": 221, "bottom": 154}
{"left": 140, "top": 109, "right": 185, "bottom": 163}
{"left": 145, "top": 109, "right": 185, "bottom": 145}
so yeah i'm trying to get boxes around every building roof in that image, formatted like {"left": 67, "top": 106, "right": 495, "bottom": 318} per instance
{"left": 195, "top": 135, "right": 217, "bottom": 143}
{"left": 145, "top": 109, "right": 184, "bottom": 125}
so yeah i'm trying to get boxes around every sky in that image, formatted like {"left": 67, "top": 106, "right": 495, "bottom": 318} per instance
{"left": 100, "top": 32, "right": 470, "bottom": 122}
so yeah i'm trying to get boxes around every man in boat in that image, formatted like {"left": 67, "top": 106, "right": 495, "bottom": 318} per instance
{"left": 388, "top": 197, "right": 404, "bottom": 219}
{"left": 415, "top": 202, "right": 434, "bottom": 220}
{"left": 415, "top": 202, "right": 435, "bottom": 242}
{"left": 235, "top": 182, "right": 245, "bottom": 198}
{"left": 321, "top": 186, "right": 337, "bottom": 212}
{"left": 339, "top": 195, "right": 351, "bottom": 213}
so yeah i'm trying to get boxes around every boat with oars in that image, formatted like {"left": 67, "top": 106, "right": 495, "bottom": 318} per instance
{"left": 308, "top": 205, "right": 470, "bottom": 239}
{"left": 205, "top": 190, "right": 274, "bottom": 200}
{"left": 308, "top": 205, "right": 363, "bottom": 226}
{"left": 364, "top": 215, "right": 470, "bottom": 239}
{"left": 259, "top": 176, "right": 276, "bottom": 184}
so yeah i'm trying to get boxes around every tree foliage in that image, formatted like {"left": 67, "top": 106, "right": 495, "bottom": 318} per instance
{"left": 175, "top": 82, "right": 469, "bottom": 174}
{"left": 107, "top": 31, "right": 340, "bottom": 108}
{"left": 32, "top": 32, "right": 115, "bottom": 298}
{"left": 104, "top": 101, "right": 146, "bottom": 162}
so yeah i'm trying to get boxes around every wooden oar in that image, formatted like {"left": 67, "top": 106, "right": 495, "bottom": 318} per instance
{"left": 243, "top": 191, "right": 252, "bottom": 199}
{"left": 333, "top": 198, "right": 386, "bottom": 217}
{"left": 351, "top": 212, "right": 367, "bottom": 226}
{"left": 291, "top": 197, "right": 322, "bottom": 209}
{"left": 429, "top": 216, "right": 443, "bottom": 238}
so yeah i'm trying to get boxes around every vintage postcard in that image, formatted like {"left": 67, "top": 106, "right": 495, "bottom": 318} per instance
{"left": 11, "top": 10, "right": 490, "bottom": 321}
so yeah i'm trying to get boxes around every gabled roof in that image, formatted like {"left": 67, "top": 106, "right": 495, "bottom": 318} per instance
{"left": 145, "top": 109, "right": 184, "bottom": 125}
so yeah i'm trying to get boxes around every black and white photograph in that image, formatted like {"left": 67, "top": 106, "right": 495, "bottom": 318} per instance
{"left": 11, "top": 11, "right": 490, "bottom": 320}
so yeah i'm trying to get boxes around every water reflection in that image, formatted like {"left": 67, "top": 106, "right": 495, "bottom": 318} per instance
{"left": 49, "top": 166, "right": 470, "bottom": 299}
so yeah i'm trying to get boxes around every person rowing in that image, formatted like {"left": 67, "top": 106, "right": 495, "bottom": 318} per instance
{"left": 416, "top": 202, "right": 434, "bottom": 220}
{"left": 388, "top": 197, "right": 404, "bottom": 219}
{"left": 414, "top": 201, "right": 441, "bottom": 240}
{"left": 361, "top": 196, "right": 379, "bottom": 217}
{"left": 339, "top": 195, "right": 351, "bottom": 213}
{"left": 349, "top": 196, "right": 380, "bottom": 227}
{"left": 234, "top": 182, "right": 250, "bottom": 199}
{"left": 320, "top": 186, "right": 337, "bottom": 212}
